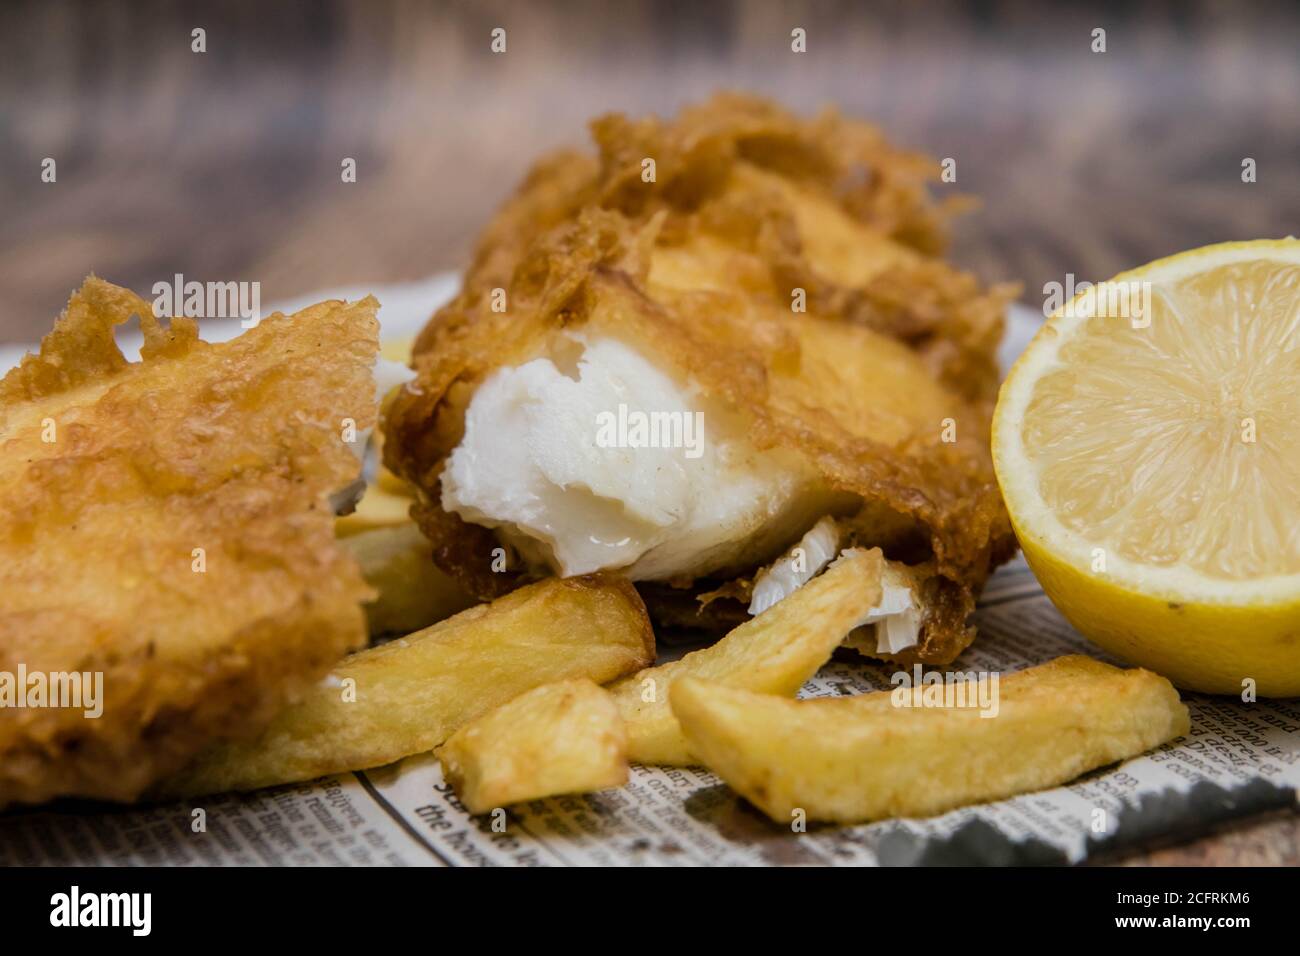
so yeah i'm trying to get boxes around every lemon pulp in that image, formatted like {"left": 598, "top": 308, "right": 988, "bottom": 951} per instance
{"left": 993, "top": 240, "right": 1300, "bottom": 695}
{"left": 1022, "top": 259, "right": 1300, "bottom": 581}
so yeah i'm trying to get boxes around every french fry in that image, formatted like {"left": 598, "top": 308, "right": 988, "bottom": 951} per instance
{"left": 438, "top": 679, "right": 627, "bottom": 813}
{"left": 379, "top": 336, "right": 414, "bottom": 364}
{"left": 334, "top": 483, "right": 416, "bottom": 536}
{"left": 607, "top": 548, "right": 884, "bottom": 766}
{"left": 671, "top": 655, "right": 1190, "bottom": 825}
{"left": 375, "top": 465, "right": 411, "bottom": 496}
{"left": 341, "top": 523, "right": 476, "bottom": 635}
{"left": 161, "top": 574, "right": 654, "bottom": 797}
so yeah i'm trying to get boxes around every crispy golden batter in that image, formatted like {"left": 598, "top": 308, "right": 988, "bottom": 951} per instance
{"left": 385, "top": 94, "right": 1017, "bottom": 662}
{"left": 0, "top": 278, "right": 378, "bottom": 807}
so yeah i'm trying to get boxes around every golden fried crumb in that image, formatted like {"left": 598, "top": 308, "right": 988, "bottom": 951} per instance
{"left": 385, "top": 94, "right": 1018, "bottom": 662}
{"left": 0, "top": 278, "right": 379, "bottom": 806}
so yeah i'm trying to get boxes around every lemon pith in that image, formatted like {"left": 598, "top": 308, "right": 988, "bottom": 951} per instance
{"left": 993, "top": 240, "right": 1300, "bottom": 696}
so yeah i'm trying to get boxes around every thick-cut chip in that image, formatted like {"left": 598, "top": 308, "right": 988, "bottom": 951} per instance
{"left": 671, "top": 655, "right": 1189, "bottom": 824}
{"left": 607, "top": 548, "right": 883, "bottom": 766}
{"left": 0, "top": 278, "right": 378, "bottom": 808}
{"left": 161, "top": 574, "right": 653, "bottom": 797}
{"left": 379, "top": 336, "right": 415, "bottom": 365}
{"left": 334, "top": 483, "right": 417, "bottom": 536}
{"left": 438, "top": 678, "right": 627, "bottom": 814}
{"left": 340, "top": 523, "right": 476, "bottom": 636}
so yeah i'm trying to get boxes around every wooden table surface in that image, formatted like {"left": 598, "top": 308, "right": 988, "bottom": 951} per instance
{"left": 1, "top": 0, "right": 1297, "bottom": 864}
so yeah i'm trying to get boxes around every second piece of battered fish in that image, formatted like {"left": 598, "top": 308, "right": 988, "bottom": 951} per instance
{"left": 386, "top": 94, "right": 1018, "bottom": 663}
{"left": 0, "top": 278, "right": 378, "bottom": 807}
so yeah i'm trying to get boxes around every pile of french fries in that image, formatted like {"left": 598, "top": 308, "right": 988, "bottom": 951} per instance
{"left": 161, "top": 346, "right": 1191, "bottom": 824}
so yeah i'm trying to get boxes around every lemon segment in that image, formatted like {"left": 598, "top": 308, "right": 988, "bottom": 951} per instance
{"left": 993, "top": 239, "right": 1300, "bottom": 696}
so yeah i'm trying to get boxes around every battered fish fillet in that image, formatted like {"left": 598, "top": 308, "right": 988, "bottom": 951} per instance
{"left": 385, "top": 94, "right": 1018, "bottom": 663}
{"left": 0, "top": 278, "right": 378, "bottom": 807}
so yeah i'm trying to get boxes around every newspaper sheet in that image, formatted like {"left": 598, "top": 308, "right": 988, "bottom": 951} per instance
{"left": 3, "top": 556, "right": 1297, "bottom": 867}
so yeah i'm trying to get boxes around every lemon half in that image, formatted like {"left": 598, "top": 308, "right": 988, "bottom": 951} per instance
{"left": 993, "top": 240, "right": 1300, "bottom": 695}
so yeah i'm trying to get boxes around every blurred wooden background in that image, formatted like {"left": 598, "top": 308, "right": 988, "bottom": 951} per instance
{"left": 1, "top": 0, "right": 1298, "bottom": 865}
{"left": 2, "top": 0, "right": 1298, "bottom": 342}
